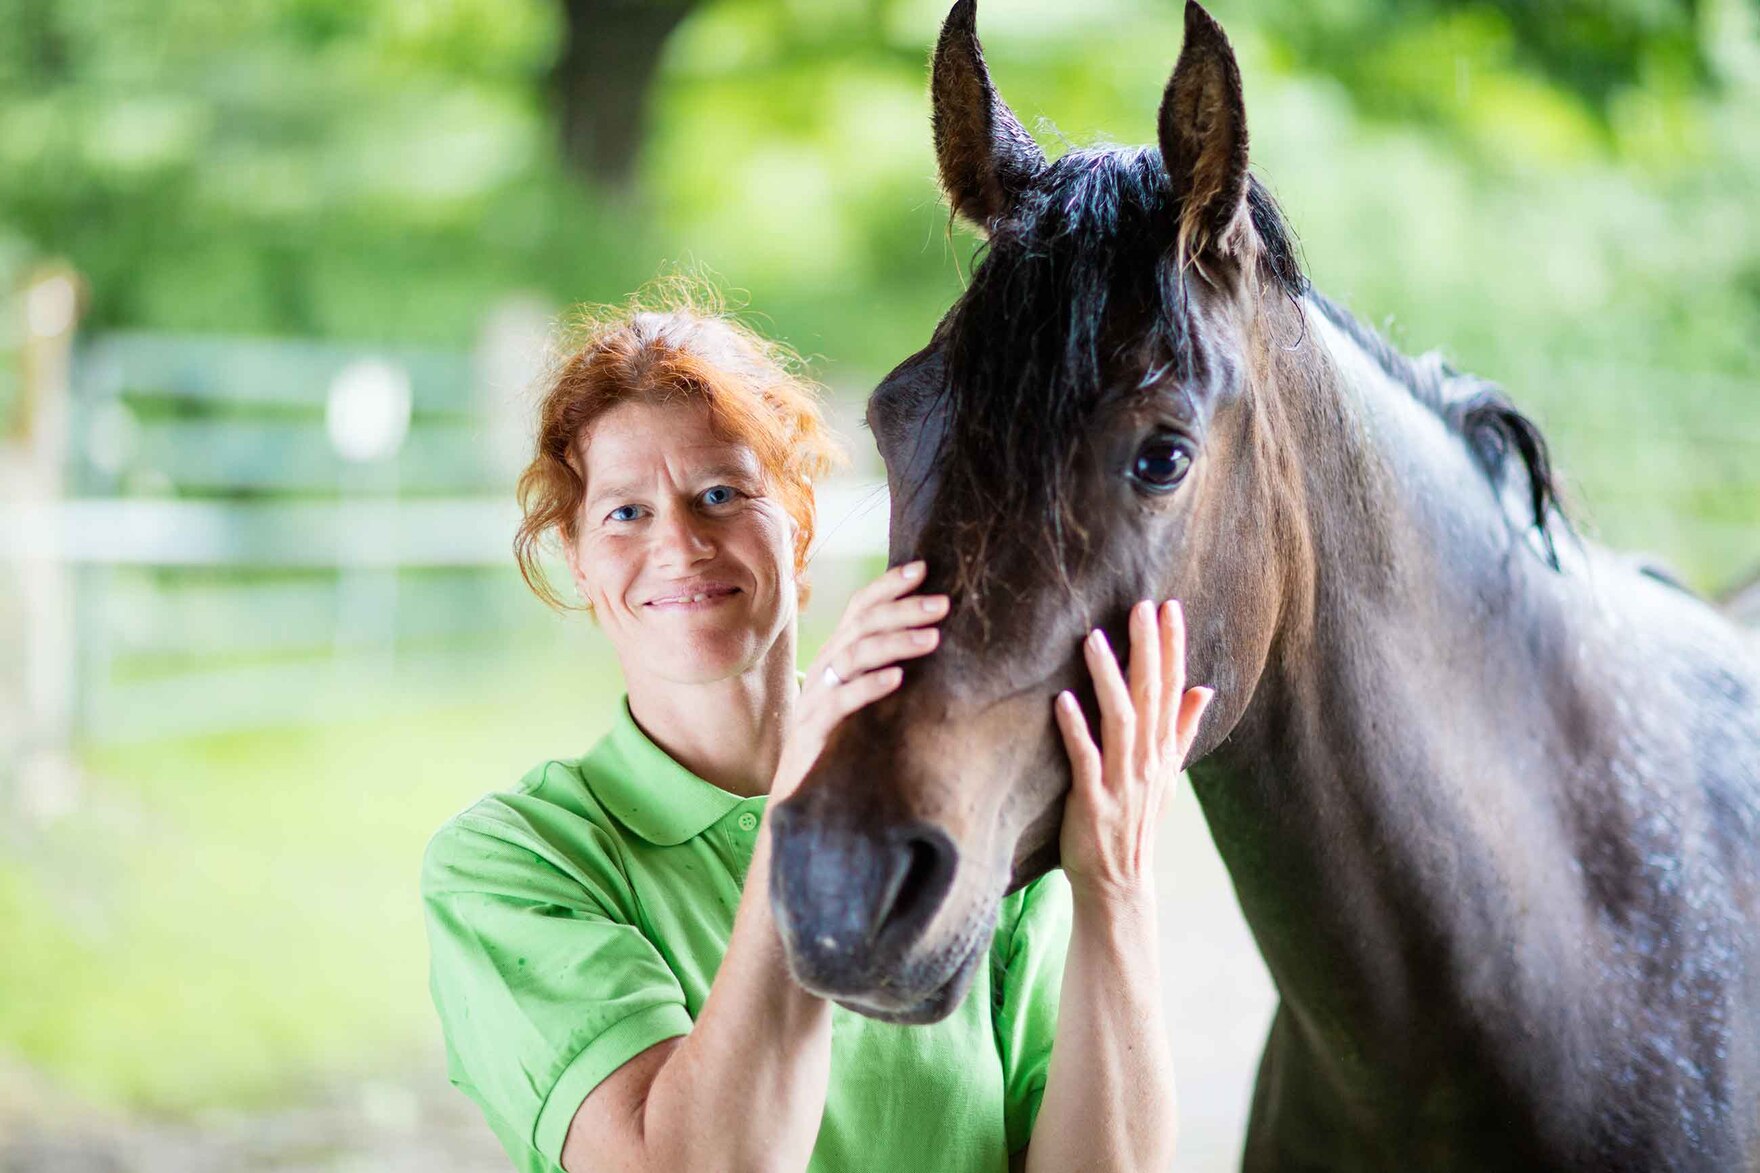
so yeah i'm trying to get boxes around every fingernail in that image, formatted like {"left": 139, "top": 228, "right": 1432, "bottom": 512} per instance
{"left": 1087, "top": 628, "right": 1104, "bottom": 647}
{"left": 1056, "top": 690, "right": 1074, "bottom": 710}
{"left": 902, "top": 561, "right": 925, "bottom": 579}
{"left": 913, "top": 629, "right": 937, "bottom": 646}
{"left": 921, "top": 596, "right": 945, "bottom": 612}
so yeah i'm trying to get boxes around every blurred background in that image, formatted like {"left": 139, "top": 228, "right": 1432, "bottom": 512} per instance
{"left": 1, "top": 0, "right": 1757, "bottom": 1168}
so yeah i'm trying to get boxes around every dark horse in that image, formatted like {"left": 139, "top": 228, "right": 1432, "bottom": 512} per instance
{"left": 767, "top": 1, "right": 1760, "bottom": 1167}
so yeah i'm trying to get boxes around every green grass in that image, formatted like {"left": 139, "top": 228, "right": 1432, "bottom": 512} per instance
{"left": 0, "top": 634, "right": 628, "bottom": 1113}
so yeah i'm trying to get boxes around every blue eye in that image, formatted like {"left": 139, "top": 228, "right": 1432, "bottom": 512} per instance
{"left": 608, "top": 505, "right": 642, "bottom": 522}
{"left": 702, "top": 485, "right": 737, "bottom": 506}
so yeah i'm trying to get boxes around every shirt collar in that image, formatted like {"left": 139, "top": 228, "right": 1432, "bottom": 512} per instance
{"left": 581, "top": 674, "right": 801, "bottom": 847}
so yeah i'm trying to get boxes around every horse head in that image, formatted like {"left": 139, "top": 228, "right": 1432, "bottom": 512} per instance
{"left": 768, "top": 0, "right": 1310, "bottom": 1023}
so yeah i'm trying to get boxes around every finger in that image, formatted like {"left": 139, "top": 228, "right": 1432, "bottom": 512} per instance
{"left": 1053, "top": 690, "right": 1102, "bottom": 795}
{"left": 827, "top": 564, "right": 920, "bottom": 654}
{"left": 814, "top": 664, "right": 905, "bottom": 729}
{"left": 813, "top": 594, "right": 947, "bottom": 684}
{"left": 1149, "top": 757, "right": 1173, "bottom": 827}
{"left": 1159, "top": 599, "right": 1187, "bottom": 754}
{"left": 1129, "top": 599, "right": 1161, "bottom": 755}
{"left": 1173, "top": 685, "right": 1214, "bottom": 767}
{"left": 1084, "top": 628, "right": 1135, "bottom": 788}
{"left": 837, "top": 627, "right": 941, "bottom": 678}
{"left": 849, "top": 592, "right": 950, "bottom": 638}
{"left": 847, "top": 559, "right": 928, "bottom": 613}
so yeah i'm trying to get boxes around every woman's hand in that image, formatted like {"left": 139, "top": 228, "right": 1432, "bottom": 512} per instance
{"left": 771, "top": 559, "right": 948, "bottom": 803}
{"left": 1053, "top": 598, "right": 1214, "bottom": 904}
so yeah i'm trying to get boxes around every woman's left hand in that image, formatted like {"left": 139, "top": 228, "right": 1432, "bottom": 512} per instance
{"left": 1053, "top": 598, "right": 1214, "bottom": 904}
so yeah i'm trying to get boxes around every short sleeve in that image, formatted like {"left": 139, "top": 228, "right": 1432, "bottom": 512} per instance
{"left": 421, "top": 814, "right": 694, "bottom": 1171}
{"left": 991, "top": 869, "right": 1073, "bottom": 1154}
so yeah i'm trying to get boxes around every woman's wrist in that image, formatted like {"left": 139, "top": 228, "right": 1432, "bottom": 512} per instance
{"left": 1068, "top": 874, "right": 1158, "bottom": 923}
{"left": 1067, "top": 877, "right": 1162, "bottom": 979}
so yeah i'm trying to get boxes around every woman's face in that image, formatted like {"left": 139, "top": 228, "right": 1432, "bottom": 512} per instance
{"left": 566, "top": 397, "right": 798, "bottom": 685}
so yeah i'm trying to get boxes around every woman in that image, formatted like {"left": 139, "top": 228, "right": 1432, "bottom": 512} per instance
{"left": 421, "top": 287, "right": 1213, "bottom": 1173}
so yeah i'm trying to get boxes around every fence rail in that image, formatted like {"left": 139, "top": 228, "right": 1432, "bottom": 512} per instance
{"left": 0, "top": 487, "right": 886, "bottom": 568}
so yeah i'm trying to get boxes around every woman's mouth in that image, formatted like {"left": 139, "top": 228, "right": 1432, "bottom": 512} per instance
{"left": 644, "top": 584, "right": 742, "bottom": 611}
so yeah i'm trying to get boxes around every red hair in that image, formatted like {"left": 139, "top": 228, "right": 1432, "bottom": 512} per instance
{"left": 515, "top": 280, "right": 846, "bottom": 611}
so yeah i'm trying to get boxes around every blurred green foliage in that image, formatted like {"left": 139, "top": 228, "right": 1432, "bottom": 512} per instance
{"left": 4, "top": 0, "right": 1756, "bottom": 381}
{"left": 2, "top": 0, "right": 1758, "bottom": 1120}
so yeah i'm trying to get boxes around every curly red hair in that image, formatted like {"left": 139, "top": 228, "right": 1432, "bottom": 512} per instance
{"left": 514, "top": 280, "right": 846, "bottom": 612}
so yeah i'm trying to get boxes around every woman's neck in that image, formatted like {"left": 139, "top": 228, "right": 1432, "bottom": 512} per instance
{"left": 622, "top": 634, "right": 799, "bottom": 798}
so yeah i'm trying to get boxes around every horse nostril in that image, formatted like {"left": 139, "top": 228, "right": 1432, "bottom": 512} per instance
{"left": 871, "top": 827, "right": 956, "bottom": 946}
{"left": 768, "top": 800, "right": 960, "bottom": 981}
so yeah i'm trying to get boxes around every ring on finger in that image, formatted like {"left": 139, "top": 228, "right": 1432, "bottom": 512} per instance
{"left": 823, "top": 664, "right": 845, "bottom": 688}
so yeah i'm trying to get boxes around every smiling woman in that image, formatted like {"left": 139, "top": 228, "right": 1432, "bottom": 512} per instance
{"left": 512, "top": 282, "right": 839, "bottom": 618}
{"left": 570, "top": 405, "right": 792, "bottom": 686}
{"left": 422, "top": 280, "right": 1075, "bottom": 1173}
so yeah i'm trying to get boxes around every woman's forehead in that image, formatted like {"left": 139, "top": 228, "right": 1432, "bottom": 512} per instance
{"left": 579, "top": 398, "right": 760, "bottom": 486}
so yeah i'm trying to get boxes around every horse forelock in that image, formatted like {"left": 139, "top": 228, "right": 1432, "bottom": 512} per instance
{"left": 928, "top": 146, "right": 1306, "bottom": 621}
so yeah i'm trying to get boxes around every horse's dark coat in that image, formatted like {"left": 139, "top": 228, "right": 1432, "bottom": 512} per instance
{"left": 768, "top": 2, "right": 1760, "bottom": 1167}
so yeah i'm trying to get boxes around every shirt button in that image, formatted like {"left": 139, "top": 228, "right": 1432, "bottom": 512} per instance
{"left": 737, "top": 812, "right": 759, "bottom": 832}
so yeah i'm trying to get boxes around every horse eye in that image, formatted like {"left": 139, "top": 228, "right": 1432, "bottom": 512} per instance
{"left": 1130, "top": 436, "right": 1194, "bottom": 493}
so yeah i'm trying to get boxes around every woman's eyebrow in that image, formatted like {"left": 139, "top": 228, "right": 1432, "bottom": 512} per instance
{"left": 580, "top": 479, "right": 644, "bottom": 510}
{"left": 585, "top": 462, "right": 759, "bottom": 504}
{"left": 698, "top": 462, "right": 761, "bottom": 483}
{"left": 584, "top": 479, "right": 642, "bottom": 506}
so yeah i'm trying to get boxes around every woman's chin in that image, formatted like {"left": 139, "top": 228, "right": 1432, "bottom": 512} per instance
{"left": 614, "top": 599, "right": 791, "bottom": 686}
{"left": 636, "top": 636, "right": 771, "bottom": 686}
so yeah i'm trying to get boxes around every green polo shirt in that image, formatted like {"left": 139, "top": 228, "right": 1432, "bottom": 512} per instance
{"left": 421, "top": 692, "right": 1072, "bottom": 1173}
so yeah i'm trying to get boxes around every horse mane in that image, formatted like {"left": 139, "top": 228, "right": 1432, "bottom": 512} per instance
{"left": 931, "top": 145, "right": 1565, "bottom": 616}
{"left": 1306, "top": 290, "right": 1568, "bottom": 569}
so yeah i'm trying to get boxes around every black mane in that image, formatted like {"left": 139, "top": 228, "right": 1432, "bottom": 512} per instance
{"left": 929, "top": 144, "right": 1566, "bottom": 608}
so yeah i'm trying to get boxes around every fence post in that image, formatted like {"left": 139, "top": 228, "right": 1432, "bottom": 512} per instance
{"left": 7, "top": 263, "right": 84, "bottom": 821}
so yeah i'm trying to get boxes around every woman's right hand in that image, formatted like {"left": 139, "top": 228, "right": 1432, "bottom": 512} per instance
{"left": 770, "top": 559, "right": 948, "bottom": 804}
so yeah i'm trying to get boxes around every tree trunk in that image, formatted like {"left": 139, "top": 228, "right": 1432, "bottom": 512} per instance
{"left": 552, "top": 0, "right": 697, "bottom": 191}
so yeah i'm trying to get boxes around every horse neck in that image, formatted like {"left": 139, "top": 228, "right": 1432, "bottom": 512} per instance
{"left": 1193, "top": 294, "right": 1584, "bottom": 1045}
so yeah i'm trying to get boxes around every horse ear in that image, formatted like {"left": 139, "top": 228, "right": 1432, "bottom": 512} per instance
{"left": 931, "top": 0, "right": 1046, "bottom": 230}
{"left": 1158, "top": 0, "right": 1249, "bottom": 262}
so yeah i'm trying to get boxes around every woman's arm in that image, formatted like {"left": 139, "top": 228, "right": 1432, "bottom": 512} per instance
{"left": 1025, "top": 599, "right": 1211, "bottom": 1173}
{"left": 559, "top": 561, "right": 948, "bottom": 1173}
{"left": 561, "top": 813, "right": 832, "bottom": 1173}
{"left": 1029, "top": 884, "right": 1173, "bottom": 1172}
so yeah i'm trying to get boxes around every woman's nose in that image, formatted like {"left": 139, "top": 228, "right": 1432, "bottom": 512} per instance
{"left": 651, "top": 505, "right": 716, "bottom": 567}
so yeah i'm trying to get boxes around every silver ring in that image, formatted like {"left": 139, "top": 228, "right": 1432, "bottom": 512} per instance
{"left": 822, "top": 664, "right": 844, "bottom": 688}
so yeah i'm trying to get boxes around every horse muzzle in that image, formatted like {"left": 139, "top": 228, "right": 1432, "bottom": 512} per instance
{"left": 766, "top": 794, "right": 982, "bottom": 1021}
